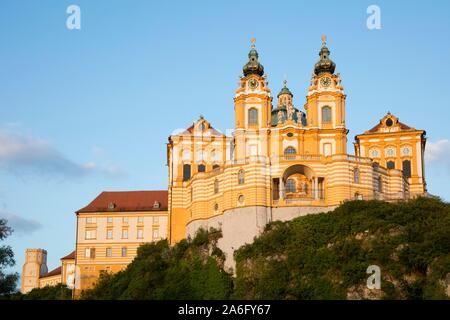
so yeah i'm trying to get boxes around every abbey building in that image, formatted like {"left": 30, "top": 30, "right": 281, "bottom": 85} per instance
{"left": 22, "top": 38, "right": 427, "bottom": 293}
{"left": 167, "top": 38, "right": 427, "bottom": 266}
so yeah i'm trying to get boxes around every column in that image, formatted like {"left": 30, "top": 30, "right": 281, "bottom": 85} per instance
{"left": 314, "top": 177, "right": 319, "bottom": 200}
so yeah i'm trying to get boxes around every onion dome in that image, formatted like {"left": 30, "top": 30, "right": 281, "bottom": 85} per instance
{"left": 277, "top": 79, "right": 293, "bottom": 97}
{"left": 243, "top": 38, "right": 264, "bottom": 77}
{"left": 314, "top": 36, "right": 336, "bottom": 76}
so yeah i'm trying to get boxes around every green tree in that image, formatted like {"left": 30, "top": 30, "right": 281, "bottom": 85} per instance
{"left": 81, "top": 229, "right": 233, "bottom": 300}
{"left": 233, "top": 197, "right": 450, "bottom": 300}
{"left": 0, "top": 218, "right": 19, "bottom": 296}
{"left": 9, "top": 284, "right": 72, "bottom": 300}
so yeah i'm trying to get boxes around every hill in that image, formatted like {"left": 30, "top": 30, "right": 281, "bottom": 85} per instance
{"left": 80, "top": 197, "right": 450, "bottom": 300}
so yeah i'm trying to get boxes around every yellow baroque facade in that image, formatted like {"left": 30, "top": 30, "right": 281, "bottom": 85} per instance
{"left": 73, "top": 190, "right": 168, "bottom": 295}
{"left": 167, "top": 38, "right": 427, "bottom": 268}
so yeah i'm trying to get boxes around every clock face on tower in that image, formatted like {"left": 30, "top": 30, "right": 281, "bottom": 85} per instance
{"left": 248, "top": 79, "right": 259, "bottom": 89}
{"left": 320, "top": 77, "right": 331, "bottom": 88}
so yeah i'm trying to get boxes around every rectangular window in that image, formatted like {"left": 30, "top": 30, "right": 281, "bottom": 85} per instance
{"left": 122, "top": 229, "right": 128, "bottom": 239}
{"left": 85, "top": 248, "right": 95, "bottom": 258}
{"left": 153, "top": 229, "right": 159, "bottom": 240}
{"left": 322, "top": 106, "right": 332, "bottom": 123}
{"left": 153, "top": 216, "right": 159, "bottom": 224}
{"left": 248, "top": 108, "right": 258, "bottom": 125}
{"left": 106, "top": 248, "right": 112, "bottom": 257}
{"left": 137, "top": 229, "right": 144, "bottom": 239}
{"left": 402, "top": 160, "right": 411, "bottom": 178}
{"left": 85, "top": 230, "right": 96, "bottom": 240}
{"left": 183, "top": 164, "right": 191, "bottom": 181}
{"left": 86, "top": 217, "right": 96, "bottom": 224}
{"left": 387, "top": 161, "right": 395, "bottom": 169}
{"left": 138, "top": 216, "right": 144, "bottom": 224}
{"left": 122, "top": 217, "right": 129, "bottom": 224}
{"left": 107, "top": 217, "right": 113, "bottom": 224}
{"left": 121, "top": 247, "right": 127, "bottom": 257}
{"left": 107, "top": 229, "right": 113, "bottom": 239}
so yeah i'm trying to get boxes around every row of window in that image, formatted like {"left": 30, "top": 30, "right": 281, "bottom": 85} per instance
{"left": 183, "top": 164, "right": 220, "bottom": 181}
{"left": 85, "top": 216, "right": 159, "bottom": 224}
{"left": 370, "top": 146, "right": 412, "bottom": 158}
{"left": 352, "top": 160, "right": 412, "bottom": 184}
{"left": 183, "top": 166, "right": 247, "bottom": 188}
{"left": 85, "top": 228, "right": 159, "bottom": 240}
{"left": 85, "top": 247, "right": 129, "bottom": 259}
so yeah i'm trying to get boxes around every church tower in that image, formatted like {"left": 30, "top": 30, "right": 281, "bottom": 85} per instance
{"left": 234, "top": 39, "right": 273, "bottom": 160}
{"left": 305, "top": 36, "right": 348, "bottom": 156}
{"left": 21, "top": 248, "right": 48, "bottom": 293}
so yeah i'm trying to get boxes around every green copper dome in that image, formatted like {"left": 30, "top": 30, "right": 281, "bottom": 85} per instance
{"left": 314, "top": 37, "right": 336, "bottom": 75}
{"left": 277, "top": 80, "right": 293, "bottom": 97}
{"left": 243, "top": 40, "right": 264, "bottom": 77}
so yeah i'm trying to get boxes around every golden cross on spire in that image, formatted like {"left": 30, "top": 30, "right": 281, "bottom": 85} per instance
{"left": 251, "top": 37, "right": 256, "bottom": 48}
{"left": 321, "top": 35, "right": 327, "bottom": 46}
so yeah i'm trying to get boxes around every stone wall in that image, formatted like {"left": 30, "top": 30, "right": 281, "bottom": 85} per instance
{"left": 186, "top": 205, "right": 336, "bottom": 271}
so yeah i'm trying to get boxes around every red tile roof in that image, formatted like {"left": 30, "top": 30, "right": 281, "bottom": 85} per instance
{"left": 367, "top": 121, "right": 412, "bottom": 133}
{"left": 76, "top": 190, "right": 168, "bottom": 213}
{"left": 61, "top": 250, "right": 75, "bottom": 260}
{"left": 40, "top": 266, "right": 61, "bottom": 279}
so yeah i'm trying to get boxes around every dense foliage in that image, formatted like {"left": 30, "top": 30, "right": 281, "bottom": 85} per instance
{"left": 234, "top": 197, "right": 450, "bottom": 299}
{"left": 0, "top": 218, "right": 19, "bottom": 297}
{"left": 81, "top": 228, "right": 233, "bottom": 299}
{"left": 80, "top": 197, "right": 450, "bottom": 300}
{"left": 8, "top": 284, "right": 72, "bottom": 300}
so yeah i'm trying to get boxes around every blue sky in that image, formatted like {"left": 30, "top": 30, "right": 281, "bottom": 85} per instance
{"left": 1, "top": 0, "right": 450, "bottom": 276}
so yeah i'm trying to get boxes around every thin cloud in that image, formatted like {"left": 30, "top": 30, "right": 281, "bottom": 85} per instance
{"left": 0, "top": 211, "right": 42, "bottom": 235}
{"left": 0, "top": 128, "right": 126, "bottom": 179}
{"left": 426, "top": 139, "right": 450, "bottom": 169}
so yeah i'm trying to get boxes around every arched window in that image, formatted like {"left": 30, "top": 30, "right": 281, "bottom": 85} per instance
{"left": 183, "top": 164, "right": 191, "bottom": 181}
{"left": 212, "top": 164, "right": 220, "bottom": 170}
{"left": 214, "top": 179, "right": 219, "bottom": 194}
{"left": 238, "top": 170, "right": 245, "bottom": 184}
{"left": 322, "top": 106, "right": 332, "bottom": 123}
{"left": 198, "top": 164, "right": 205, "bottom": 172}
{"left": 284, "top": 147, "right": 296, "bottom": 160}
{"left": 402, "top": 160, "right": 411, "bottom": 178}
{"left": 286, "top": 179, "right": 296, "bottom": 193}
{"left": 353, "top": 168, "right": 360, "bottom": 184}
{"left": 248, "top": 108, "right": 258, "bottom": 125}
{"left": 387, "top": 161, "right": 395, "bottom": 169}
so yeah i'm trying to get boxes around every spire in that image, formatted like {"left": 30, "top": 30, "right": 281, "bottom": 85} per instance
{"left": 314, "top": 35, "right": 336, "bottom": 75}
{"left": 277, "top": 79, "right": 293, "bottom": 97}
{"left": 243, "top": 38, "right": 264, "bottom": 77}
